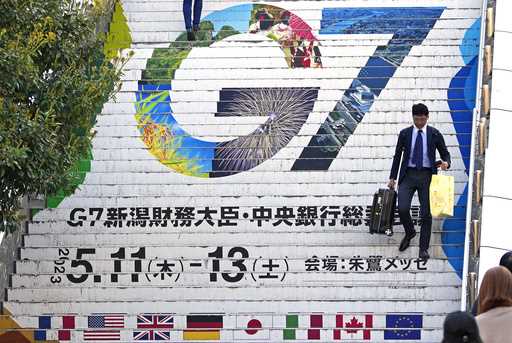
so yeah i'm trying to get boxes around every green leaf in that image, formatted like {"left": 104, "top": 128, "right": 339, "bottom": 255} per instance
{"left": 0, "top": 0, "right": 128, "bottom": 230}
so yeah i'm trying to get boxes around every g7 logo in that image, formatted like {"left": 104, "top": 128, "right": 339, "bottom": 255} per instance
{"left": 135, "top": 5, "right": 444, "bottom": 177}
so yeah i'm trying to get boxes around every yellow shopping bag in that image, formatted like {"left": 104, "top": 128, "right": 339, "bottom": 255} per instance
{"left": 430, "top": 174, "right": 454, "bottom": 217}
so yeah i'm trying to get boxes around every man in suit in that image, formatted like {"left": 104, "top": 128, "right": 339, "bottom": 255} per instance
{"left": 388, "top": 103, "right": 451, "bottom": 260}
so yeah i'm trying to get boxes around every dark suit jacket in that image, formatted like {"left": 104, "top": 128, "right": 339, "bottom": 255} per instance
{"left": 390, "top": 125, "right": 451, "bottom": 184}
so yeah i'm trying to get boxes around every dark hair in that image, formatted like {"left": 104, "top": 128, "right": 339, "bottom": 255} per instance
{"left": 441, "top": 311, "right": 482, "bottom": 343}
{"left": 412, "top": 103, "right": 429, "bottom": 116}
{"left": 499, "top": 251, "right": 512, "bottom": 273}
{"left": 477, "top": 266, "right": 512, "bottom": 315}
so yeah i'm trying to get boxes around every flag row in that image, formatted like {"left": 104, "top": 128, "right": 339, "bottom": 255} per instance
{"left": 22, "top": 313, "right": 424, "bottom": 341}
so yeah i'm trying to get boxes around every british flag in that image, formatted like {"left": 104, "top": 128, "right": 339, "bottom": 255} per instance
{"left": 133, "top": 314, "right": 174, "bottom": 341}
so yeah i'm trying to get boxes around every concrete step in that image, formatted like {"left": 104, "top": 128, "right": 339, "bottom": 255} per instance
{"left": 123, "top": 56, "right": 471, "bottom": 69}
{"left": 5, "top": 285, "right": 462, "bottom": 302}
{"left": 19, "top": 245, "right": 459, "bottom": 261}
{"left": 120, "top": 0, "right": 477, "bottom": 9}
{"left": 11, "top": 271, "right": 461, "bottom": 288}
{"left": 117, "top": 44, "right": 473, "bottom": 61}
{"left": 62, "top": 151, "right": 470, "bottom": 165}
{"left": 21, "top": 232, "right": 464, "bottom": 248}
{"left": 14, "top": 257, "right": 457, "bottom": 275}
{"left": 26, "top": 220, "right": 465, "bottom": 234}
{"left": 31, "top": 194, "right": 467, "bottom": 208}
{"left": 0, "top": 312, "right": 449, "bottom": 329}
{"left": 0, "top": 312, "right": 452, "bottom": 342}
{"left": 0, "top": 328, "right": 446, "bottom": 343}
{"left": 3, "top": 299, "right": 461, "bottom": 315}
{"left": 120, "top": 1, "right": 480, "bottom": 14}
{"left": 27, "top": 182, "right": 468, "bottom": 198}
{"left": 121, "top": 19, "right": 478, "bottom": 32}
{"left": 120, "top": 13, "right": 479, "bottom": 26}
{"left": 88, "top": 134, "right": 468, "bottom": 149}
{"left": 94, "top": 111, "right": 472, "bottom": 124}
{"left": 120, "top": 46, "right": 478, "bottom": 59}
{"left": 129, "top": 39, "right": 479, "bottom": 49}
{"left": 103, "top": 98, "right": 465, "bottom": 113}
{"left": 23, "top": 169, "right": 443, "bottom": 186}
{"left": 116, "top": 76, "right": 463, "bottom": 91}
{"left": 127, "top": 29, "right": 472, "bottom": 43}
{"left": 78, "top": 159, "right": 468, "bottom": 175}
{"left": 105, "top": 95, "right": 464, "bottom": 111}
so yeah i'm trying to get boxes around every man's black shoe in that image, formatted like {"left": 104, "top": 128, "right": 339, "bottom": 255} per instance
{"left": 399, "top": 233, "right": 416, "bottom": 252}
{"left": 187, "top": 30, "right": 195, "bottom": 41}
{"left": 419, "top": 249, "right": 430, "bottom": 260}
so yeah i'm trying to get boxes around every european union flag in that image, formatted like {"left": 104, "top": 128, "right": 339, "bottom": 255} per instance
{"left": 384, "top": 314, "right": 422, "bottom": 340}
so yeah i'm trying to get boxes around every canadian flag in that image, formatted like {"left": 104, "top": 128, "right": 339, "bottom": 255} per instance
{"left": 333, "top": 314, "right": 373, "bottom": 340}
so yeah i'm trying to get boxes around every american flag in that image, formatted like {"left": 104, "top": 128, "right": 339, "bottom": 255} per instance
{"left": 133, "top": 314, "right": 174, "bottom": 341}
{"left": 84, "top": 314, "right": 124, "bottom": 341}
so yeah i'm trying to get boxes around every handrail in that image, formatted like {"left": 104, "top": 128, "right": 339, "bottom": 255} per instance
{"left": 460, "top": 0, "right": 490, "bottom": 311}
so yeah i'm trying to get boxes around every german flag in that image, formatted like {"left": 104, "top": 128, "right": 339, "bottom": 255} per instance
{"left": 183, "top": 315, "right": 223, "bottom": 340}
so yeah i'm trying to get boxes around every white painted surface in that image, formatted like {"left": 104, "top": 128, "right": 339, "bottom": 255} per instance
{"left": 3, "top": 0, "right": 484, "bottom": 341}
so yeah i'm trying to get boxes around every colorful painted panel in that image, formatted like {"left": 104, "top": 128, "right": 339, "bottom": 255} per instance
{"left": 2, "top": 0, "right": 483, "bottom": 342}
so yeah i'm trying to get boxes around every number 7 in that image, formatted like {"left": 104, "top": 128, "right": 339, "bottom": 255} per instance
{"left": 292, "top": 7, "right": 445, "bottom": 170}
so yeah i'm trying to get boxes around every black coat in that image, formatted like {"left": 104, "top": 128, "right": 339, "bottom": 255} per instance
{"left": 389, "top": 125, "right": 451, "bottom": 184}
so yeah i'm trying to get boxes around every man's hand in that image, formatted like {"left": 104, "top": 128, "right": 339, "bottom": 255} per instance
{"left": 388, "top": 179, "right": 396, "bottom": 190}
{"left": 439, "top": 161, "right": 449, "bottom": 171}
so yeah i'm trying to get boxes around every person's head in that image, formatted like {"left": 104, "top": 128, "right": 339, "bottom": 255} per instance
{"left": 477, "top": 266, "right": 512, "bottom": 315}
{"left": 412, "top": 103, "right": 429, "bottom": 129}
{"left": 441, "top": 311, "right": 482, "bottom": 343}
{"left": 499, "top": 251, "right": 512, "bottom": 274}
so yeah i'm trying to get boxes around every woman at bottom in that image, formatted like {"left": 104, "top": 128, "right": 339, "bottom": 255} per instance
{"left": 476, "top": 266, "right": 512, "bottom": 343}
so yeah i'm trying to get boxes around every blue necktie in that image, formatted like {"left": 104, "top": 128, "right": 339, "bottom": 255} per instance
{"left": 413, "top": 130, "right": 423, "bottom": 169}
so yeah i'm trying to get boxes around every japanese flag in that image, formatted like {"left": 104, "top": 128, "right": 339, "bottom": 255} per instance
{"left": 333, "top": 314, "right": 373, "bottom": 340}
{"left": 234, "top": 315, "right": 272, "bottom": 340}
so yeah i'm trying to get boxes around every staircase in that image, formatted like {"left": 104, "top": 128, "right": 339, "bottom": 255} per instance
{"left": 1, "top": 0, "right": 485, "bottom": 342}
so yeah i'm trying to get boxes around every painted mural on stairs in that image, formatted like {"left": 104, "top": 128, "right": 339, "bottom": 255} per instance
{"left": 1, "top": 0, "right": 483, "bottom": 342}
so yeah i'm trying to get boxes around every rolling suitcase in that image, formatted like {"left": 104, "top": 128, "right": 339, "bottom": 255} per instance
{"left": 369, "top": 188, "right": 397, "bottom": 236}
